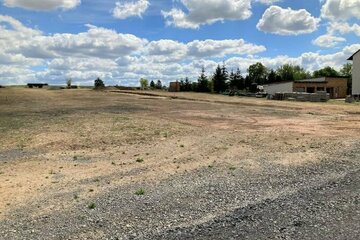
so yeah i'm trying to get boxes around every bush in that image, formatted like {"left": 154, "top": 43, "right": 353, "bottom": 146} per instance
{"left": 94, "top": 78, "right": 105, "bottom": 89}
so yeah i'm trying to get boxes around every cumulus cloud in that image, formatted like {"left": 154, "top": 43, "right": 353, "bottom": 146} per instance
{"left": 257, "top": 6, "right": 320, "bottom": 35}
{"left": 0, "top": 14, "right": 357, "bottom": 86}
{"left": 321, "top": 0, "right": 360, "bottom": 21}
{"left": 113, "top": 0, "right": 150, "bottom": 19}
{"left": 162, "top": 0, "right": 252, "bottom": 29}
{"left": 312, "top": 34, "right": 346, "bottom": 48}
{"left": 255, "top": 0, "right": 281, "bottom": 5}
{"left": 328, "top": 22, "right": 360, "bottom": 36}
{"left": 3, "top": 0, "right": 80, "bottom": 11}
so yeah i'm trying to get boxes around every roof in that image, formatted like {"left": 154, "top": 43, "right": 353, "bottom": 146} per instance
{"left": 348, "top": 49, "right": 360, "bottom": 60}
{"left": 295, "top": 77, "right": 348, "bottom": 83}
{"left": 262, "top": 80, "right": 293, "bottom": 86}
{"left": 295, "top": 77, "right": 326, "bottom": 83}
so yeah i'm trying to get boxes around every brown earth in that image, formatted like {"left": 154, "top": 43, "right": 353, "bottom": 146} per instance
{"left": 0, "top": 88, "right": 359, "bottom": 238}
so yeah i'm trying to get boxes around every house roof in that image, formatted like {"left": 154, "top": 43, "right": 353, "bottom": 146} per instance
{"left": 295, "top": 77, "right": 326, "bottom": 83}
{"left": 348, "top": 49, "right": 360, "bottom": 60}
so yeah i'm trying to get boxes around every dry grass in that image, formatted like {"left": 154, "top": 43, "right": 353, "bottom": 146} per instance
{"left": 1, "top": 87, "right": 360, "bottom": 218}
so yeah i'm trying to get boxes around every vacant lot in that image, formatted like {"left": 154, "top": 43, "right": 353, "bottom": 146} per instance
{"left": 0, "top": 88, "right": 359, "bottom": 239}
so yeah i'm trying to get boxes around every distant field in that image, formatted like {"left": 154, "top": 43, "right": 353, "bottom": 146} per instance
{"left": 1, "top": 88, "right": 359, "bottom": 239}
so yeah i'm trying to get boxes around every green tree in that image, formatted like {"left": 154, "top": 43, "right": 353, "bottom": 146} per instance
{"left": 66, "top": 78, "right": 72, "bottom": 89}
{"left": 184, "top": 77, "right": 192, "bottom": 91}
{"left": 229, "top": 68, "right": 245, "bottom": 90}
{"left": 248, "top": 62, "right": 268, "bottom": 85}
{"left": 276, "top": 64, "right": 310, "bottom": 81}
{"left": 94, "top": 77, "right": 105, "bottom": 88}
{"left": 150, "top": 80, "right": 155, "bottom": 89}
{"left": 212, "top": 64, "right": 228, "bottom": 93}
{"left": 140, "top": 78, "right": 148, "bottom": 90}
{"left": 340, "top": 63, "right": 352, "bottom": 94}
{"left": 267, "top": 69, "right": 277, "bottom": 83}
{"left": 197, "top": 67, "right": 211, "bottom": 92}
{"left": 313, "top": 66, "right": 339, "bottom": 78}
{"left": 156, "top": 80, "right": 162, "bottom": 89}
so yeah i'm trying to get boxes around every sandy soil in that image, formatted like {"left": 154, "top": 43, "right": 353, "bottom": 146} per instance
{"left": 0, "top": 88, "right": 359, "bottom": 239}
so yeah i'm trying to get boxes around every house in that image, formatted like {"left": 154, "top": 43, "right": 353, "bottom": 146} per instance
{"left": 348, "top": 49, "right": 360, "bottom": 95}
{"left": 169, "top": 82, "right": 180, "bottom": 92}
{"left": 293, "top": 77, "right": 348, "bottom": 99}
{"left": 262, "top": 81, "right": 293, "bottom": 96}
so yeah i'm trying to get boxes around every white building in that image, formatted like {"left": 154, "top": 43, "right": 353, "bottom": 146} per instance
{"left": 348, "top": 49, "right": 360, "bottom": 95}
{"left": 263, "top": 81, "right": 293, "bottom": 96}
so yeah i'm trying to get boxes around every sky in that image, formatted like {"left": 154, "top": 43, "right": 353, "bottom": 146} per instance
{"left": 0, "top": 0, "right": 359, "bottom": 86}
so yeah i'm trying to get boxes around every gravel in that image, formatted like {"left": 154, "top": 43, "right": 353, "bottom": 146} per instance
{"left": 1, "top": 142, "right": 360, "bottom": 239}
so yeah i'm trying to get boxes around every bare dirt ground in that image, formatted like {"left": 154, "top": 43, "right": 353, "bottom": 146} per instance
{"left": 0, "top": 88, "right": 359, "bottom": 239}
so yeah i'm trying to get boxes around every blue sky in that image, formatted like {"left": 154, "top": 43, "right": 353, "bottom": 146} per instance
{"left": 0, "top": 0, "right": 359, "bottom": 86}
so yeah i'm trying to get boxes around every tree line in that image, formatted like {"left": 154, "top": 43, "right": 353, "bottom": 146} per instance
{"left": 178, "top": 62, "right": 352, "bottom": 93}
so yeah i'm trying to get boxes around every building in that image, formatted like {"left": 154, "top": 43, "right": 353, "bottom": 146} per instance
{"left": 293, "top": 77, "right": 348, "bottom": 99}
{"left": 169, "top": 82, "right": 180, "bottom": 92}
{"left": 263, "top": 81, "right": 293, "bottom": 96}
{"left": 348, "top": 49, "right": 360, "bottom": 95}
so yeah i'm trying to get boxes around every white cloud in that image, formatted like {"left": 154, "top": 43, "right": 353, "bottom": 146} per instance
{"left": 328, "top": 22, "right": 360, "bottom": 36}
{"left": 312, "top": 34, "right": 346, "bottom": 48}
{"left": 257, "top": 6, "right": 320, "bottom": 35}
{"left": 3, "top": 0, "right": 80, "bottom": 11}
{"left": 113, "top": 0, "right": 150, "bottom": 19}
{"left": 162, "top": 0, "right": 252, "bottom": 29}
{"left": 187, "top": 39, "right": 266, "bottom": 58}
{"left": 255, "top": 0, "right": 281, "bottom": 5}
{"left": 321, "top": 0, "right": 360, "bottom": 21}
{"left": 0, "top": 14, "right": 357, "bottom": 86}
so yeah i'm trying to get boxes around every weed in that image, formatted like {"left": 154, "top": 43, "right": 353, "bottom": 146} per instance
{"left": 135, "top": 188, "right": 145, "bottom": 195}
{"left": 74, "top": 194, "right": 79, "bottom": 200}
{"left": 89, "top": 189, "right": 94, "bottom": 192}
{"left": 180, "top": 144, "right": 184, "bottom": 148}
{"left": 229, "top": 166, "right": 236, "bottom": 171}
{"left": 111, "top": 161, "right": 116, "bottom": 165}
{"left": 208, "top": 165, "right": 214, "bottom": 169}
{"left": 136, "top": 158, "right": 144, "bottom": 163}
{"left": 73, "top": 156, "right": 78, "bottom": 161}
{"left": 88, "top": 203, "right": 96, "bottom": 209}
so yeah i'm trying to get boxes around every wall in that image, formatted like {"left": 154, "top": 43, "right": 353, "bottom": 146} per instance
{"left": 263, "top": 81, "right": 293, "bottom": 95}
{"left": 293, "top": 78, "right": 347, "bottom": 99}
{"left": 353, "top": 52, "right": 360, "bottom": 95}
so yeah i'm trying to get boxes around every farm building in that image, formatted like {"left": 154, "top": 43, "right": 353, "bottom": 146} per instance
{"left": 169, "top": 82, "right": 180, "bottom": 92}
{"left": 348, "top": 49, "right": 360, "bottom": 95}
{"left": 263, "top": 81, "right": 293, "bottom": 96}
{"left": 293, "top": 77, "right": 348, "bottom": 99}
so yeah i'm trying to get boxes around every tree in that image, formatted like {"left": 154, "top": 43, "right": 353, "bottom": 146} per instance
{"left": 313, "top": 66, "right": 339, "bottom": 78}
{"left": 340, "top": 63, "right": 352, "bottom": 94}
{"left": 248, "top": 62, "right": 268, "bottom": 85}
{"left": 140, "top": 78, "right": 148, "bottom": 90}
{"left": 197, "top": 67, "right": 211, "bottom": 92}
{"left": 150, "top": 80, "right": 155, "bottom": 89}
{"left": 212, "top": 64, "right": 228, "bottom": 93}
{"left": 276, "top": 64, "right": 310, "bottom": 81}
{"left": 156, "top": 80, "right": 162, "bottom": 89}
{"left": 94, "top": 77, "right": 105, "bottom": 88}
{"left": 267, "top": 69, "right": 277, "bottom": 83}
{"left": 229, "top": 68, "right": 245, "bottom": 90}
{"left": 184, "top": 77, "right": 192, "bottom": 91}
{"left": 66, "top": 78, "right": 72, "bottom": 89}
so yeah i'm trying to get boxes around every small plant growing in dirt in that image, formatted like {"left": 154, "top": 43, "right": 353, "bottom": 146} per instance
{"left": 89, "top": 189, "right": 94, "bottom": 192}
{"left": 74, "top": 194, "right": 79, "bottom": 200}
{"left": 180, "top": 144, "right": 184, "bottom": 148}
{"left": 229, "top": 166, "right": 236, "bottom": 171}
{"left": 136, "top": 158, "right": 144, "bottom": 163}
{"left": 135, "top": 188, "right": 145, "bottom": 195}
{"left": 88, "top": 203, "right": 96, "bottom": 209}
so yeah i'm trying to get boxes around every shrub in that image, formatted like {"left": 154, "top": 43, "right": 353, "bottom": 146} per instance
{"left": 135, "top": 188, "right": 145, "bottom": 195}
{"left": 94, "top": 78, "right": 105, "bottom": 89}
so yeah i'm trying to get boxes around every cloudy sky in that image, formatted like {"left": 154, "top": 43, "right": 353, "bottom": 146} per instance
{"left": 0, "top": 0, "right": 359, "bottom": 86}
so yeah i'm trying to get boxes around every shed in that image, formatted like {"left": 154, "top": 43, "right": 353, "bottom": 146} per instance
{"left": 293, "top": 77, "right": 347, "bottom": 99}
